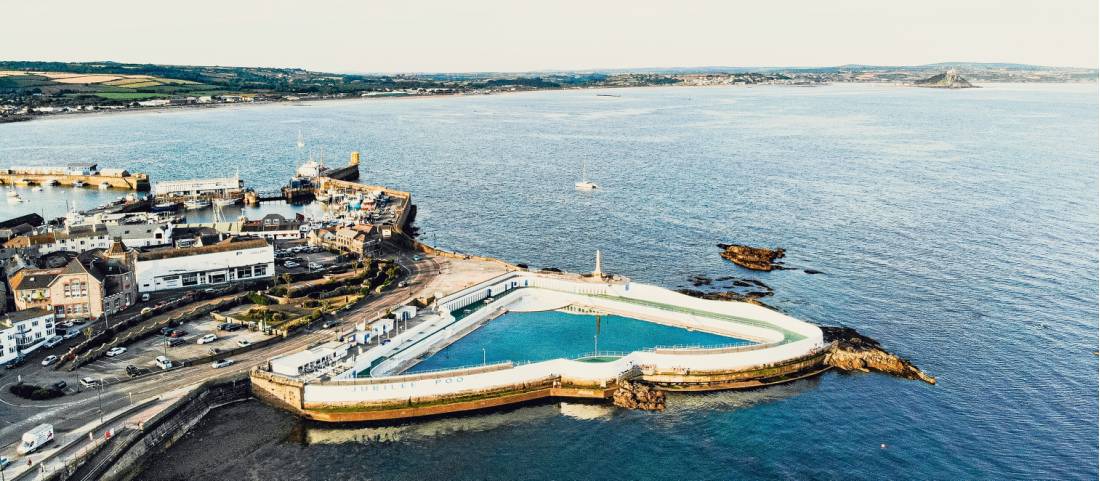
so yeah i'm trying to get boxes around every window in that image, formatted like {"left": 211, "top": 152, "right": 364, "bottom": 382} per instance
{"left": 182, "top": 273, "right": 198, "bottom": 286}
{"left": 254, "top": 264, "right": 268, "bottom": 276}
{"left": 236, "top": 267, "right": 251, "bottom": 279}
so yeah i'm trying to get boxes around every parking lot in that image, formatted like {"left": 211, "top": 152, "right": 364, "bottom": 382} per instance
{"left": 78, "top": 313, "right": 274, "bottom": 381}
{"left": 273, "top": 245, "right": 342, "bottom": 274}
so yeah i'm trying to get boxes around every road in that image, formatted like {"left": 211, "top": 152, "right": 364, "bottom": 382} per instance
{"left": 0, "top": 249, "right": 439, "bottom": 470}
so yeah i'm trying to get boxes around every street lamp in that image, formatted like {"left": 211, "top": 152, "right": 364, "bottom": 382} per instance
{"left": 482, "top": 347, "right": 486, "bottom": 366}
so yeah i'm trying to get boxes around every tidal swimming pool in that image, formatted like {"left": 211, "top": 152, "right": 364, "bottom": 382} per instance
{"left": 406, "top": 310, "right": 750, "bottom": 373}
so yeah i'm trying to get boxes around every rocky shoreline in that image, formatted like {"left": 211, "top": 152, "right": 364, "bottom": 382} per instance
{"left": 822, "top": 326, "right": 936, "bottom": 384}
{"left": 612, "top": 380, "right": 667, "bottom": 411}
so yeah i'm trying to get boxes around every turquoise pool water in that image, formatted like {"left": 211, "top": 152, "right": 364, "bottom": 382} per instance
{"left": 407, "top": 310, "right": 749, "bottom": 373}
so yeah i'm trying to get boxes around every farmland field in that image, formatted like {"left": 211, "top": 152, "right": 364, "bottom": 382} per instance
{"left": 92, "top": 92, "right": 169, "bottom": 100}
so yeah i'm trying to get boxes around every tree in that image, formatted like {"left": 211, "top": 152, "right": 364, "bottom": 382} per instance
{"left": 83, "top": 326, "right": 94, "bottom": 340}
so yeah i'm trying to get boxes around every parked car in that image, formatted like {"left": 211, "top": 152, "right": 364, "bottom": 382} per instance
{"left": 168, "top": 330, "right": 187, "bottom": 338}
{"left": 160, "top": 327, "right": 176, "bottom": 336}
{"left": 105, "top": 347, "right": 127, "bottom": 357}
{"left": 237, "top": 339, "right": 252, "bottom": 348}
{"left": 211, "top": 359, "right": 234, "bottom": 369}
{"left": 308, "top": 262, "right": 323, "bottom": 270}
{"left": 79, "top": 377, "right": 101, "bottom": 388}
{"left": 197, "top": 334, "right": 218, "bottom": 345}
{"left": 141, "top": 293, "right": 151, "bottom": 302}
{"left": 412, "top": 255, "right": 422, "bottom": 261}
{"left": 284, "top": 261, "right": 299, "bottom": 268}
{"left": 41, "top": 355, "right": 58, "bottom": 366}
{"left": 43, "top": 335, "right": 64, "bottom": 348}
{"left": 63, "top": 329, "right": 81, "bottom": 340}
{"left": 1, "top": 455, "right": 13, "bottom": 470}
{"left": 155, "top": 356, "right": 173, "bottom": 370}
{"left": 225, "top": 324, "right": 244, "bottom": 332}
{"left": 52, "top": 380, "right": 67, "bottom": 390}
{"left": 126, "top": 365, "right": 151, "bottom": 378}
{"left": 5, "top": 356, "right": 26, "bottom": 368}
{"left": 164, "top": 338, "right": 185, "bottom": 347}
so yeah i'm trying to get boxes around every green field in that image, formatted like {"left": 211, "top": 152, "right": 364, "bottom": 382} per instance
{"left": 93, "top": 92, "right": 169, "bottom": 100}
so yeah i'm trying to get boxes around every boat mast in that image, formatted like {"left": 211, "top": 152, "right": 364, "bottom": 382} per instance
{"left": 296, "top": 129, "right": 305, "bottom": 172}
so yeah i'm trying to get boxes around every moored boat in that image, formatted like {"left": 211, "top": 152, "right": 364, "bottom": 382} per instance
{"left": 183, "top": 198, "right": 211, "bottom": 210}
{"left": 213, "top": 196, "right": 239, "bottom": 208}
{"left": 151, "top": 201, "right": 180, "bottom": 212}
{"left": 73, "top": 180, "right": 87, "bottom": 188}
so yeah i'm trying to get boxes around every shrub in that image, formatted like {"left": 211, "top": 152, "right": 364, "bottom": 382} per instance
{"left": 9, "top": 383, "right": 65, "bottom": 400}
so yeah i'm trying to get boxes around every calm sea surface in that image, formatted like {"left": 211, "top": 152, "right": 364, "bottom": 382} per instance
{"left": 1, "top": 84, "right": 1096, "bottom": 480}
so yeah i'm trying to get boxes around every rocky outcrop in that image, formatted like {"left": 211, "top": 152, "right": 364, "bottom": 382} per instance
{"left": 612, "top": 380, "right": 666, "bottom": 411}
{"left": 717, "top": 243, "right": 786, "bottom": 271}
{"left": 914, "top": 70, "right": 977, "bottom": 89}
{"left": 822, "top": 326, "right": 936, "bottom": 384}
{"left": 676, "top": 288, "right": 775, "bottom": 309}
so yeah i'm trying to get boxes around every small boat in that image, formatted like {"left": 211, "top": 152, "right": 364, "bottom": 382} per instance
{"left": 213, "top": 197, "right": 239, "bottom": 208}
{"left": 183, "top": 198, "right": 211, "bottom": 210}
{"left": 151, "top": 201, "right": 180, "bottom": 212}
{"left": 44, "top": 178, "right": 59, "bottom": 186}
{"left": 15, "top": 179, "right": 32, "bottom": 186}
{"left": 575, "top": 158, "right": 599, "bottom": 191}
{"left": 32, "top": 186, "right": 43, "bottom": 192}
{"left": 73, "top": 180, "right": 87, "bottom": 188}
{"left": 98, "top": 182, "right": 111, "bottom": 189}
{"left": 6, "top": 191, "right": 22, "bottom": 203}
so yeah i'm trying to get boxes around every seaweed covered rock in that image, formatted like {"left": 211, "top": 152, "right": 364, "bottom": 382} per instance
{"left": 717, "top": 243, "right": 786, "bottom": 271}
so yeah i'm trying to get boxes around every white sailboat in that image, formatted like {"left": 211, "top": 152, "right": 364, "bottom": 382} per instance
{"left": 575, "top": 158, "right": 598, "bottom": 190}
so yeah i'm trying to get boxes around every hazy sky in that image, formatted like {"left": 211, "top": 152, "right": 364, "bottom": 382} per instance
{"left": 2, "top": 0, "right": 1096, "bottom": 72}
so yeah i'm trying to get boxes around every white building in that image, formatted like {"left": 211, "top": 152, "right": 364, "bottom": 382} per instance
{"left": 134, "top": 237, "right": 274, "bottom": 292}
{"left": 33, "top": 223, "right": 172, "bottom": 255}
{"left": 153, "top": 176, "right": 242, "bottom": 199}
{"left": 269, "top": 340, "right": 349, "bottom": 377}
{"left": 1, "top": 309, "right": 55, "bottom": 364}
{"left": 353, "top": 317, "right": 394, "bottom": 344}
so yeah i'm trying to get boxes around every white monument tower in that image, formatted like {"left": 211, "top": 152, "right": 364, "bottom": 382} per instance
{"left": 593, "top": 249, "right": 603, "bottom": 277}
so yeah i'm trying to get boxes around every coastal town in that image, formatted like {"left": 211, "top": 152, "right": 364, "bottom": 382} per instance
{"left": 0, "top": 144, "right": 450, "bottom": 479}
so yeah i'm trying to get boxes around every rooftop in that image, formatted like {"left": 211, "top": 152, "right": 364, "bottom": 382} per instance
{"left": 137, "top": 236, "right": 269, "bottom": 261}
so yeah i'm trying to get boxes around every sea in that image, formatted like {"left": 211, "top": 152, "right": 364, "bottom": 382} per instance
{"left": 0, "top": 83, "right": 1096, "bottom": 480}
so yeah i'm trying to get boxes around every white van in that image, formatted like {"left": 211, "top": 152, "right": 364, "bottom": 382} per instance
{"left": 155, "top": 356, "right": 173, "bottom": 370}
{"left": 17, "top": 424, "right": 53, "bottom": 454}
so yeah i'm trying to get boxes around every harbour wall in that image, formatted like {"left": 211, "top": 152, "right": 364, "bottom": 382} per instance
{"left": 0, "top": 172, "right": 150, "bottom": 190}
